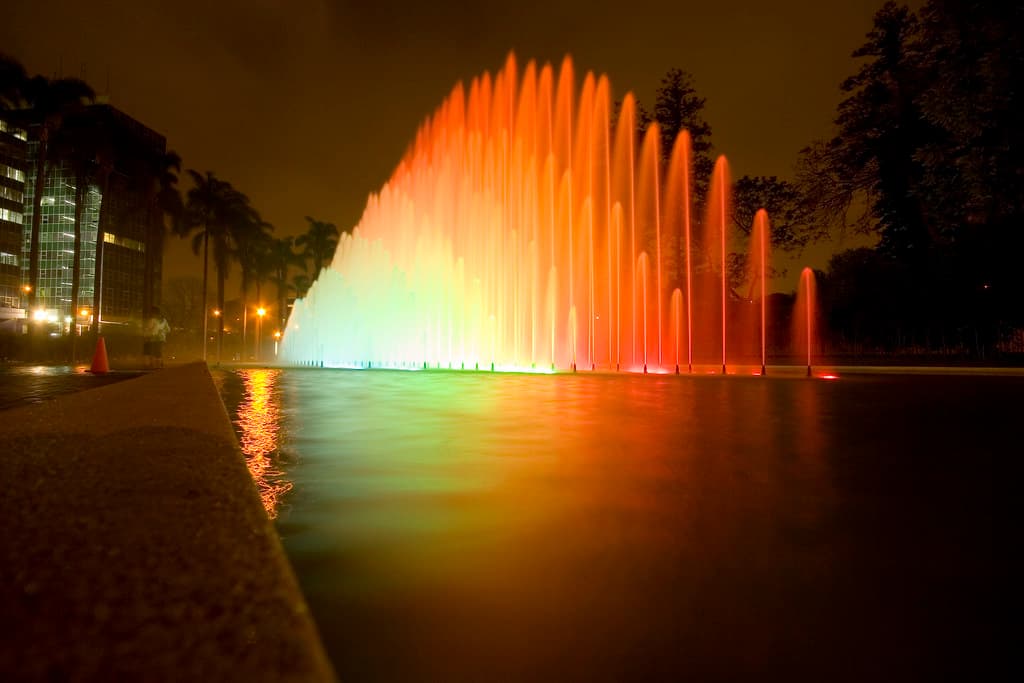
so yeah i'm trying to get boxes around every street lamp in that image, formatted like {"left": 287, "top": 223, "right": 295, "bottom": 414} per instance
{"left": 273, "top": 330, "right": 281, "bottom": 357}
{"left": 256, "top": 307, "right": 266, "bottom": 362}
{"left": 206, "top": 308, "right": 222, "bottom": 363}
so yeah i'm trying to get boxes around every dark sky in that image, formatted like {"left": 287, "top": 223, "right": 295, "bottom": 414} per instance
{"left": 1, "top": 0, "right": 891, "bottom": 287}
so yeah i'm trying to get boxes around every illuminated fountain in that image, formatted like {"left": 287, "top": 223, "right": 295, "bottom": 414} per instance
{"left": 282, "top": 54, "right": 815, "bottom": 373}
{"left": 794, "top": 267, "right": 818, "bottom": 377}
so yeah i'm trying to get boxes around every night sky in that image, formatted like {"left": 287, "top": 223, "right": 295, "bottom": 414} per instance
{"left": 1, "top": 0, "right": 894, "bottom": 288}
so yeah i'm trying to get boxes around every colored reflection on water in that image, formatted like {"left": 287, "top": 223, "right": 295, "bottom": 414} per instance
{"left": 218, "top": 368, "right": 1003, "bottom": 680}
{"left": 234, "top": 368, "right": 293, "bottom": 518}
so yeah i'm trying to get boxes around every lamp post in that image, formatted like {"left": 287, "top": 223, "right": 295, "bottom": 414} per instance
{"left": 256, "top": 307, "right": 266, "bottom": 362}
{"left": 73, "top": 308, "right": 90, "bottom": 363}
{"left": 273, "top": 330, "right": 281, "bottom": 358}
{"left": 22, "top": 285, "right": 32, "bottom": 338}
{"left": 210, "top": 309, "right": 221, "bottom": 364}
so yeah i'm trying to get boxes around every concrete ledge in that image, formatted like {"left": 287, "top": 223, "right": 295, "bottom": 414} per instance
{"left": 0, "top": 363, "right": 335, "bottom": 682}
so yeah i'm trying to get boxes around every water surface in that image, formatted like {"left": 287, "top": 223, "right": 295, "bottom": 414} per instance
{"left": 219, "top": 368, "right": 1001, "bottom": 681}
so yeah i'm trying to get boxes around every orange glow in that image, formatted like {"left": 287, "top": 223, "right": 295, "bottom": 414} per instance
{"left": 236, "top": 368, "right": 292, "bottom": 518}
{"left": 257, "top": 307, "right": 266, "bottom": 317}
{"left": 212, "top": 308, "right": 221, "bottom": 317}
{"left": 79, "top": 308, "right": 90, "bottom": 317}
{"left": 21, "top": 284, "right": 31, "bottom": 293}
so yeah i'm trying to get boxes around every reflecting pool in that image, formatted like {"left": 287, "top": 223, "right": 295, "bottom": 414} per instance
{"left": 218, "top": 368, "right": 1004, "bottom": 681}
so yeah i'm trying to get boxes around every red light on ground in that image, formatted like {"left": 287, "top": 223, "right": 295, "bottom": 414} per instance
{"left": 821, "top": 374, "right": 839, "bottom": 380}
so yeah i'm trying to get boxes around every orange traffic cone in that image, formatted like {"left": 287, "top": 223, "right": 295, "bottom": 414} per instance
{"left": 90, "top": 336, "right": 110, "bottom": 374}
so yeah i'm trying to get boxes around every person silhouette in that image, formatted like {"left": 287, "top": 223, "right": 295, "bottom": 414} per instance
{"left": 143, "top": 306, "right": 171, "bottom": 369}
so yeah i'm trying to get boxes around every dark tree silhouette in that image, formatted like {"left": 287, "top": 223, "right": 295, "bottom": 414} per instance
{"left": 182, "top": 171, "right": 247, "bottom": 362}
{"left": 295, "top": 216, "right": 344, "bottom": 276}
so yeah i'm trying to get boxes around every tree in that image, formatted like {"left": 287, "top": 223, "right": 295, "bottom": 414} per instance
{"left": 291, "top": 272, "right": 311, "bottom": 300}
{"left": 793, "top": 138, "right": 875, "bottom": 238}
{"left": 912, "top": 0, "right": 1024, "bottom": 330}
{"left": 142, "top": 151, "right": 183, "bottom": 318}
{"left": 88, "top": 123, "right": 116, "bottom": 340}
{"left": 644, "top": 68, "right": 715, "bottom": 210}
{"left": 18, "top": 74, "right": 94, "bottom": 311}
{"left": 0, "top": 53, "right": 27, "bottom": 112}
{"left": 803, "top": 0, "right": 1024, "bottom": 355}
{"left": 295, "top": 216, "right": 343, "bottom": 276}
{"left": 731, "top": 176, "right": 823, "bottom": 251}
{"left": 182, "top": 170, "right": 244, "bottom": 362}
{"left": 234, "top": 213, "right": 273, "bottom": 359}
{"left": 266, "top": 236, "right": 305, "bottom": 331}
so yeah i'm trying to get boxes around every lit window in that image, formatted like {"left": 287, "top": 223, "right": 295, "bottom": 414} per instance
{"left": 103, "top": 232, "right": 145, "bottom": 253}
{"left": 0, "top": 207, "right": 23, "bottom": 223}
{"left": 0, "top": 186, "right": 22, "bottom": 202}
{"left": 1, "top": 164, "right": 26, "bottom": 182}
{"left": 0, "top": 119, "right": 28, "bottom": 140}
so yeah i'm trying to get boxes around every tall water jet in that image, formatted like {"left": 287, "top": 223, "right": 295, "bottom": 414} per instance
{"left": 736, "top": 209, "right": 771, "bottom": 374}
{"left": 637, "top": 125, "right": 664, "bottom": 370}
{"left": 755, "top": 210, "right": 770, "bottom": 375}
{"left": 794, "top": 267, "right": 818, "bottom": 377}
{"left": 671, "top": 289, "right": 683, "bottom": 373}
{"left": 691, "top": 157, "right": 731, "bottom": 371}
{"left": 665, "top": 131, "right": 694, "bottom": 373}
{"left": 612, "top": 94, "right": 638, "bottom": 369}
{"left": 638, "top": 252, "right": 649, "bottom": 373}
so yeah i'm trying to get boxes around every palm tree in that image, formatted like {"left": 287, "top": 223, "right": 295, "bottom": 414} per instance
{"left": 295, "top": 216, "right": 344, "bottom": 277}
{"left": 19, "top": 73, "right": 93, "bottom": 310}
{"left": 291, "top": 272, "right": 312, "bottom": 299}
{"left": 233, "top": 212, "right": 273, "bottom": 359}
{"left": 143, "top": 150, "right": 183, "bottom": 318}
{"left": 266, "top": 236, "right": 305, "bottom": 332}
{"left": 183, "top": 170, "right": 237, "bottom": 362}
{"left": 90, "top": 139, "right": 116, "bottom": 339}
{"left": 0, "top": 53, "right": 27, "bottom": 112}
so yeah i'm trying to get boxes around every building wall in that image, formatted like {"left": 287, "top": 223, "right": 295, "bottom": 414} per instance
{"left": 0, "top": 119, "right": 28, "bottom": 316}
{"left": 20, "top": 157, "right": 101, "bottom": 322}
{"left": 12, "top": 104, "right": 166, "bottom": 333}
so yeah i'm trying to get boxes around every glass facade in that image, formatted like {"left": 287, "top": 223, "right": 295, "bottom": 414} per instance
{"left": 20, "top": 159, "right": 102, "bottom": 318}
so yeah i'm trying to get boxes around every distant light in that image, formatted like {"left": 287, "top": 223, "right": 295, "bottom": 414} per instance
{"left": 257, "top": 307, "right": 266, "bottom": 317}
{"left": 32, "top": 308, "right": 48, "bottom": 321}
{"left": 64, "top": 316, "right": 72, "bottom": 323}
{"left": 79, "top": 308, "right": 90, "bottom": 317}
{"left": 22, "top": 284, "right": 31, "bottom": 293}
{"left": 821, "top": 374, "right": 839, "bottom": 380}
{"left": 212, "top": 309, "right": 221, "bottom": 317}
{"left": 273, "top": 331, "right": 281, "bottom": 339}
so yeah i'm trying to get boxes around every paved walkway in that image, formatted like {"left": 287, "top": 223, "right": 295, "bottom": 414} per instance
{"left": 0, "top": 364, "right": 142, "bottom": 412}
{"left": 0, "top": 363, "right": 334, "bottom": 682}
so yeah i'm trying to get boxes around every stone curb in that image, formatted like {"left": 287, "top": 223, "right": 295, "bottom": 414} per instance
{"left": 0, "top": 362, "right": 336, "bottom": 682}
